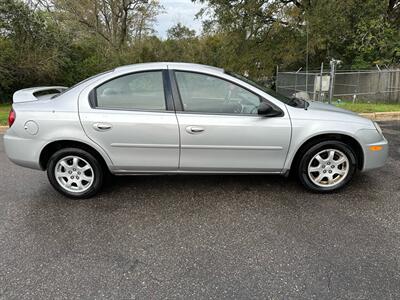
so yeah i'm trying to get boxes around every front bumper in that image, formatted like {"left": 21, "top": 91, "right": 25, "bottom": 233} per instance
{"left": 361, "top": 136, "right": 389, "bottom": 171}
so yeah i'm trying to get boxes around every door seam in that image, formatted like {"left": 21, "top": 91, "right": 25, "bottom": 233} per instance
{"left": 167, "top": 65, "right": 182, "bottom": 169}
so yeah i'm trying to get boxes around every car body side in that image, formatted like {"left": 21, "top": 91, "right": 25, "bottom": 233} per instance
{"left": 3, "top": 62, "right": 388, "bottom": 175}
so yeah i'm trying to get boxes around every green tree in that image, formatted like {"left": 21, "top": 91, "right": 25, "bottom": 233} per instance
{"left": 0, "top": 0, "right": 71, "bottom": 101}
{"left": 194, "top": 0, "right": 400, "bottom": 73}
{"left": 160, "top": 23, "right": 201, "bottom": 62}
{"left": 167, "top": 23, "right": 196, "bottom": 40}
{"left": 35, "top": 0, "right": 163, "bottom": 50}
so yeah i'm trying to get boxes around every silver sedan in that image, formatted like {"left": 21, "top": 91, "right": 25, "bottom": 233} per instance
{"left": 4, "top": 63, "right": 388, "bottom": 198}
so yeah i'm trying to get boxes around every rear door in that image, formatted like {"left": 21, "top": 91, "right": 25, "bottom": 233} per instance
{"left": 79, "top": 69, "right": 179, "bottom": 172}
{"left": 171, "top": 70, "right": 291, "bottom": 173}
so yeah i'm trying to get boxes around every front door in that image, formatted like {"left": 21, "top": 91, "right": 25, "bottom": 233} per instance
{"left": 172, "top": 71, "right": 291, "bottom": 172}
{"left": 79, "top": 70, "right": 179, "bottom": 172}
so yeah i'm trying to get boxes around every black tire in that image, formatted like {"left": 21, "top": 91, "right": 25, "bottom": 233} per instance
{"left": 298, "top": 141, "right": 357, "bottom": 192}
{"left": 47, "top": 148, "right": 104, "bottom": 199}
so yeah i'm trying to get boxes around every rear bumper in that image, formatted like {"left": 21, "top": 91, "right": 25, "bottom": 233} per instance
{"left": 3, "top": 131, "right": 43, "bottom": 170}
{"left": 362, "top": 137, "right": 389, "bottom": 171}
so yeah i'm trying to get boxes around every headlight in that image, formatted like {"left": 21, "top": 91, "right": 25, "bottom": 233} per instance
{"left": 374, "top": 121, "right": 383, "bottom": 136}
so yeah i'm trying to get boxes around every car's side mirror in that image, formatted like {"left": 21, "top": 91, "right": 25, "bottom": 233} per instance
{"left": 257, "top": 101, "right": 282, "bottom": 117}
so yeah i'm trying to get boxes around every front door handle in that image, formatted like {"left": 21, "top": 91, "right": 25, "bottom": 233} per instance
{"left": 186, "top": 126, "right": 205, "bottom": 134}
{"left": 93, "top": 123, "right": 112, "bottom": 131}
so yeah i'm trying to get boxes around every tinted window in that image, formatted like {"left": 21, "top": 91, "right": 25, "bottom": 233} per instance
{"left": 175, "top": 71, "right": 261, "bottom": 114}
{"left": 95, "top": 71, "right": 166, "bottom": 110}
{"left": 226, "top": 71, "right": 309, "bottom": 108}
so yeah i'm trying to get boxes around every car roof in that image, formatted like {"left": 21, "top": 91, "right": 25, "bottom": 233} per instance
{"left": 115, "top": 62, "right": 224, "bottom": 73}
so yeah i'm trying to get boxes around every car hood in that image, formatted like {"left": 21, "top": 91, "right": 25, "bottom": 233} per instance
{"left": 306, "top": 101, "right": 357, "bottom": 116}
{"left": 285, "top": 100, "right": 373, "bottom": 127}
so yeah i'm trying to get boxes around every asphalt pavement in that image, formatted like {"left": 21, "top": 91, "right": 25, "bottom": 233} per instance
{"left": 0, "top": 121, "right": 399, "bottom": 299}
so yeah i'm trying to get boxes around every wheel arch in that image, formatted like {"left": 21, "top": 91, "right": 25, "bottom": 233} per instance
{"left": 39, "top": 139, "right": 111, "bottom": 171}
{"left": 289, "top": 133, "right": 364, "bottom": 173}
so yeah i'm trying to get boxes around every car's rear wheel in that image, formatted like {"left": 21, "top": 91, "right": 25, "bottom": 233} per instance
{"left": 47, "top": 148, "right": 104, "bottom": 199}
{"left": 298, "top": 141, "right": 357, "bottom": 192}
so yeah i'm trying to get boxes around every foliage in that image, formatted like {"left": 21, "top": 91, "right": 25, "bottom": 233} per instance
{"left": 0, "top": 0, "right": 399, "bottom": 102}
{"left": 335, "top": 102, "right": 400, "bottom": 113}
{"left": 0, "top": 103, "right": 11, "bottom": 125}
{"left": 45, "top": 0, "right": 162, "bottom": 49}
{"left": 194, "top": 0, "right": 400, "bottom": 71}
{"left": 0, "top": 0, "right": 73, "bottom": 100}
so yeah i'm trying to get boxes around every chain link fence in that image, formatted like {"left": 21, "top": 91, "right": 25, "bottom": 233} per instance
{"left": 276, "top": 67, "right": 400, "bottom": 103}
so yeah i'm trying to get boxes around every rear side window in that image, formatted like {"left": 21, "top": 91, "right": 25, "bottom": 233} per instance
{"left": 95, "top": 71, "right": 166, "bottom": 110}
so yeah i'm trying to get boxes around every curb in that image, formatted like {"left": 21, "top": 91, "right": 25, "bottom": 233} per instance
{"left": 0, "top": 112, "right": 398, "bottom": 134}
{"left": 359, "top": 111, "right": 400, "bottom": 121}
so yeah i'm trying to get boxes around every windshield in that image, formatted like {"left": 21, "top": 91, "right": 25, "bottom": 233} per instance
{"left": 225, "top": 71, "right": 307, "bottom": 108}
{"left": 52, "top": 70, "right": 114, "bottom": 99}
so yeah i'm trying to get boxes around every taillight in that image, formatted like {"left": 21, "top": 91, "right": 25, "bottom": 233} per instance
{"left": 8, "top": 108, "right": 15, "bottom": 127}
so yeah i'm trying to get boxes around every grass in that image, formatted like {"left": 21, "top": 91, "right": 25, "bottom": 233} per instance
{"left": 0, "top": 101, "right": 399, "bottom": 126}
{"left": 335, "top": 102, "right": 400, "bottom": 113}
{"left": 0, "top": 103, "right": 11, "bottom": 126}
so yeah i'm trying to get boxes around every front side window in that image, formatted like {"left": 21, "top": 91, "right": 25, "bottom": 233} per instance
{"left": 95, "top": 71, "right": 166, "bottom": 110}
{"left": 226, "top": 71, "right": 309, "bottom": 108}
{"left": 175, "top": 71, "right": 261, "bottom": 115}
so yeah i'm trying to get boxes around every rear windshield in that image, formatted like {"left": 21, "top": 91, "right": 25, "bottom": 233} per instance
{"left": 52, "top": 70, "right": 114, "bottom": 99}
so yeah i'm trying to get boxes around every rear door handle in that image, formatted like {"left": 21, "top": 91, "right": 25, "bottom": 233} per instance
{"left": 186, "top": 126, "right": 205, "bottom": 134}
{"left": 93, "top": 123, "right": 112, "bottom": 131}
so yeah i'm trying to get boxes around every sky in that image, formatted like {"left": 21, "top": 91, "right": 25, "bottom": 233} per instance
{"left": 155, "top": 0, "right": 206, "bottom": 38}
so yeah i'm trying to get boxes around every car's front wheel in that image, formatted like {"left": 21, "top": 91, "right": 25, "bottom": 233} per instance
{"left": 298, "top": 141, "right": 357, "bottom": 192}
{"left": 47, "top": 148, "right": 104, "bottom": 199}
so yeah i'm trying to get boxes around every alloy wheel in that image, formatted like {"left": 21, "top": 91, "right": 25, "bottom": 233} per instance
{"left": 54, "top": 155, "right": 94, "bottom": 193}
{"left": 307, "top": 149, "right": 350, "bottom": 188}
